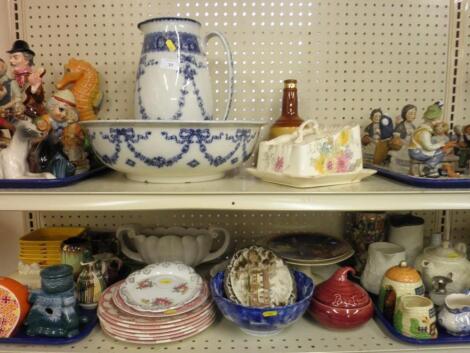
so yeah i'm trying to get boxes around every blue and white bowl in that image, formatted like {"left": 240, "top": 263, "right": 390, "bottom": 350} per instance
{"left": 211, "top": 271, "right": 314, "bottom": 336}
{"left": 80, "top": 120, "right": 264, "bottom": 183}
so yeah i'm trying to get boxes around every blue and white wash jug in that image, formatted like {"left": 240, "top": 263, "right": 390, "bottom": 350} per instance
{"left": 135, "top": 17, "right": 233, "bottom": 121}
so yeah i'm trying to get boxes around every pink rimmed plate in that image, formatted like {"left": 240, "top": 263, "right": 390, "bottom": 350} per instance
{"left": 100, "top": 314, "right": 215, "bottom": 344}
{"left": 99, "top": 283, "right": 212, "bottom": 324}
{"left": 113, "top": 280, "right": 209, "bottom": 318}
{"left": 98, "top": 310, "right": 216, "bottom": 337}
{"left": 120, "top": 263, "right": 203, "bottom": 313}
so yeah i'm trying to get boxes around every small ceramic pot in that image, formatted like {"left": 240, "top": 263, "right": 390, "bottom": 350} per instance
{"left": 438, "top": 293, "right": 470, "bottom": 336}
{"left": 309, "top": 266, "right": 373, "bottom": 329}
{"left": 394, "top": 295, "right": 437, "bottom": 339}
{"left": 378, "top": 261, "right": 425, "bottom": 322}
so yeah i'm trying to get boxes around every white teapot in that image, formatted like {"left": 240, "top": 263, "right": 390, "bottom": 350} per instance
{"left": 116, "top": 224, "right": 231, "bottom": 267}
{"left": 415, "top": 241, "right": 470, "bottom": 293}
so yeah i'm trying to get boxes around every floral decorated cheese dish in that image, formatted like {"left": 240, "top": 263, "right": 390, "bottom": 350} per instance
{"left": 257, "top": 120, "right": 363, "bottom": 177}
{"left": 120, "top": 263, "right": 203, "bottom": 313}
{"left": 224, "top": 246, "right": 296, "bottom": 307}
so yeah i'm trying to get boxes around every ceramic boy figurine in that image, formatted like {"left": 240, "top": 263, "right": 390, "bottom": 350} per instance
{"left": 408, "top": 102, "right": 457, "bottom": 177}
{"left": 392, "top": 104, "right": 418, "bottom": 147}
{"left": 362, "top": 108, "right": 394, "bottom": 164}
{"left": 7, "top": 40, "right": 46, "bottom": 119}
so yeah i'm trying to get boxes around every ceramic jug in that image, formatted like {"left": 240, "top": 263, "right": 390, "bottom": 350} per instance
{"left": 438, "top": 292, "right": 470, "bottom": 336}
{"left": 388, "top": 213, "right": 424, "bottom": 266}
{"left": 135, "top": 17, "right": 233, "bottom": 121}
{"left": 116, "top": 224, "right": 231, "bottom": 267}
{"left": 394, "top": 295, "right": 437, "bottom": 339}
{"left": 360, "top": 242, "right": 406, "bottom": 295}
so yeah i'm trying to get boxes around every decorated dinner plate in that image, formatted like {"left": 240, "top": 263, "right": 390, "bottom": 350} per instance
{"left": 119, "top": 263, "right": 203, "bottom": 313}
{"left": 101, "top": 283, "right": 211, "bottom": 324}
{"left": 100, "top": 283, "right": 214, "bottom": 327}
{"left": 98, "top": 310, "right": 216, "bottom": 337}
{"left": 266, "top": 233, "right": 354, "bottom": 264}
{"left": 100, "top": 314, "right": 215, "bottom": 345}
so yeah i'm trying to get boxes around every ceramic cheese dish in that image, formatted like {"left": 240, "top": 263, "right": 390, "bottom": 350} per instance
{"left": 0, "top": 277, "right": 30, "bottom": 338}
{"left": 256, "top": 120, "right": 363, "bottom": 177}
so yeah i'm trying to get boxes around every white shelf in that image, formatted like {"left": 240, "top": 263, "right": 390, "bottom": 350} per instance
{"left": 0, "top": 316, "right": 467, "bottom": 353}
{"left": 1, "top": 171, "right": 470, "bottom": 211}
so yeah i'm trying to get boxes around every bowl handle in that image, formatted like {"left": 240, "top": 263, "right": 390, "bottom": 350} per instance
{"left": 116, "top": 224, "right": 144, "bottom": 263}
{"left": 202, "top": 227, "right": 231, "bottom": 263}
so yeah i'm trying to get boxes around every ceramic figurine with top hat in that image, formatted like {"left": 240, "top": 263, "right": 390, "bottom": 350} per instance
{"left": 0, "top": 58, "right": 22, "bottom": 136}
{"left": 7, "top": 40, "right": 46, "bottom": 120}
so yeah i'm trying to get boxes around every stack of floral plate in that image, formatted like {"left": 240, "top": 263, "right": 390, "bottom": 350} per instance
{"left": 98, "top": 263, "right": 216, "bottom": 344}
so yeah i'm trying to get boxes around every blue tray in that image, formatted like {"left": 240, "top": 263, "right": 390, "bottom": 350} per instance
{"left": 367, "top": 164, "right": 470, "bottom": 188}
{"left": 373, "top": 297, "right": 470, "bottom": 345}
{"left": 0, "top": 308, "right": 98, "bottom": 345}
{"left": 0, "top": 166, "right": 109, "bottom": 189}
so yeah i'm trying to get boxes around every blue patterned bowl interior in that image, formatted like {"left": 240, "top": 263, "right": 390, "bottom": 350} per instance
{"left": 210, "top": 271, "right": 314, "bottom": 334}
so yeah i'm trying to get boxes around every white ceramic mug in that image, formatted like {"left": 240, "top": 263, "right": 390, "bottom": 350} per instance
{"left": 360, "top": 242, "right": 406, "bottom": 295}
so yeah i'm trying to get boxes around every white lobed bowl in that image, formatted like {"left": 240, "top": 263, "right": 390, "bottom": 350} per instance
{"left": 80, "top": 120, "right": 264, "bottom": 183}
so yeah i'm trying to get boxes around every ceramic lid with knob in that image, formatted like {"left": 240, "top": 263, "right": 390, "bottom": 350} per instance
{"left": 423, "top": 241, "right": 467, "bottom": 262}
{"left": 384, "top": 260, "right": 421, "bottom": 283}
{"left": 313, "top": 266, "right": 370, "bottom": 308}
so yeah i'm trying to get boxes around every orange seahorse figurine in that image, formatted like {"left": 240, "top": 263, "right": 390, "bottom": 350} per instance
{"left": 56, "top": 58, "right": 102, "bottom": 121}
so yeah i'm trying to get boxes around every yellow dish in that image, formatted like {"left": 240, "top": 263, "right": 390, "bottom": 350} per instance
{"left": 20, "top": 227, "right": 86, "bottom": 243}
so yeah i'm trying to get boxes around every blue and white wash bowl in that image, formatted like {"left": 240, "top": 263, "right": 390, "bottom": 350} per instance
{"left": 210, "top": 271, "right": 314, "bottom": 336}
{"left": 438, "top": 292, "right": 470, "bottom": 336}
{"left": 80, "top": 120, "right": 264, "bottom": 183}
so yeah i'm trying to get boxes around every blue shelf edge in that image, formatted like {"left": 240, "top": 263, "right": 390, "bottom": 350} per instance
{"left": 0, "top": 166, "right": 109, "bottom": 189}
{"left": 372, "top": 296, "right": 470, "bottom": 345}
{"left": 366, "top": 164, "right": 470, "bottom": 189}
{"left": 0, "top": 308, "right": 98, "bottom": 345}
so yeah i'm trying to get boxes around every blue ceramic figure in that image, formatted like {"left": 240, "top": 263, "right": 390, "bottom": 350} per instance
{"left": 24, "top": 264, "right": 85, "bottom": 338}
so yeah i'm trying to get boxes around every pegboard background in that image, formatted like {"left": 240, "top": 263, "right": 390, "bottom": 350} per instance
{"left": 454, "top": 0, "right": 470, "bottom": 126}
{"left": 12, "top": 0, "right": 458, "bottom": 128}
{"left": 26, "top": 210, "right": 441, "bottom": 251}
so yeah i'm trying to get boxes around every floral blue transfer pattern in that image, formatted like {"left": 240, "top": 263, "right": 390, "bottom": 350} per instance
{"left": 89, "top": 128, "right": 257, "bottom": 169}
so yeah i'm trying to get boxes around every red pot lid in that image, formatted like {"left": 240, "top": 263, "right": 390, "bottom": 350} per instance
{"left": 313, "top": 266, "right": 370, "bottom": 308}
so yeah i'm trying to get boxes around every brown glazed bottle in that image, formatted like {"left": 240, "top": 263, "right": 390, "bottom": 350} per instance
{"left": 269, "top": 79, "right": 304, "bottom": 139}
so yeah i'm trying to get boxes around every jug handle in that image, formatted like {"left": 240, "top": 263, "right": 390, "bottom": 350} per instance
{"left": 204, "top": 31, "right": 234, "bottom": 121}
{"left": 116, "top": 224, "right": 144, "bottom": 263}
{"left": 201, "top": 227, "right": 231, "bottom": 263}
